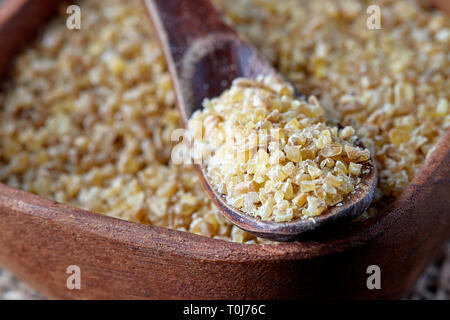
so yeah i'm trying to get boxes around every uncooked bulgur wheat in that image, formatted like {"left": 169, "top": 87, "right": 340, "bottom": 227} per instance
{"left": 189, "top": 75, "right": 371, "bottom": 222}
{"left": 0, "top": 0, "right": 448, "bottom": 242}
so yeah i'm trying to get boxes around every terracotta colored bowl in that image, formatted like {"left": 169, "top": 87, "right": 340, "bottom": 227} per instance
{"left": 0, "top": 0, "right": 448, "bottom": 299}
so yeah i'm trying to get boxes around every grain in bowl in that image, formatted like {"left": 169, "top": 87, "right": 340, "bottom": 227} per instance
{"left": 0, "top": 0, "right": 448, "bottom": 243}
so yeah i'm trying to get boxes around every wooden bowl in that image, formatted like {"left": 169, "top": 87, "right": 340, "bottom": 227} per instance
{"left": 0, "top": 0, "right": 448, "bottom": 299}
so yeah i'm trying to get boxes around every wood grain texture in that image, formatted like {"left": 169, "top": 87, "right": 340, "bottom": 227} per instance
{"left": 0, "top": 0, "right": 448, "bottom": 299}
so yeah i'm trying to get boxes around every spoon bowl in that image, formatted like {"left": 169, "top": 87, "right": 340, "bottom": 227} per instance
{"left": 145, "top": 0, "right": 377, "bottom": 241}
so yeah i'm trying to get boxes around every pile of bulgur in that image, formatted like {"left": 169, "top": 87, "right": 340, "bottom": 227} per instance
{"left": 215, "top": 0, "right": 449, "bottom": 212}
{"left": 189, "top": 75, "right": 371, "bottom": 222}
{"left": 0, "top": 0, "right": 448, "bottom": 242}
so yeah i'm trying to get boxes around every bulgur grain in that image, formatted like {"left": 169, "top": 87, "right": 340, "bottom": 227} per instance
{"left": 189, "top": 75, "right": 371, "bottom": 221}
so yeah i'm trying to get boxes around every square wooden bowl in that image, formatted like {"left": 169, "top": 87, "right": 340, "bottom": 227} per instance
{"left": 0, "top": 0, "right": 448, "bottom": 299}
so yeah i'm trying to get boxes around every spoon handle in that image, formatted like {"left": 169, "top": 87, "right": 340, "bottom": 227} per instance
{"left": 145, "top": 0, "right": 236, "bottom": 65}
{"left": 144, "top": 0, "right": 275, "bottom": 120}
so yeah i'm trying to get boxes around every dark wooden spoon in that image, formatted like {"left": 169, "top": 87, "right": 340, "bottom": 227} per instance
{"left": 144, "top": 0, "right": 377, "bottom": 241}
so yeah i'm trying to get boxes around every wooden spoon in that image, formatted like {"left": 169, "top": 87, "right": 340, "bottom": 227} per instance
{"left": 144, "top": 0, "right": 377, "bottom": 241}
